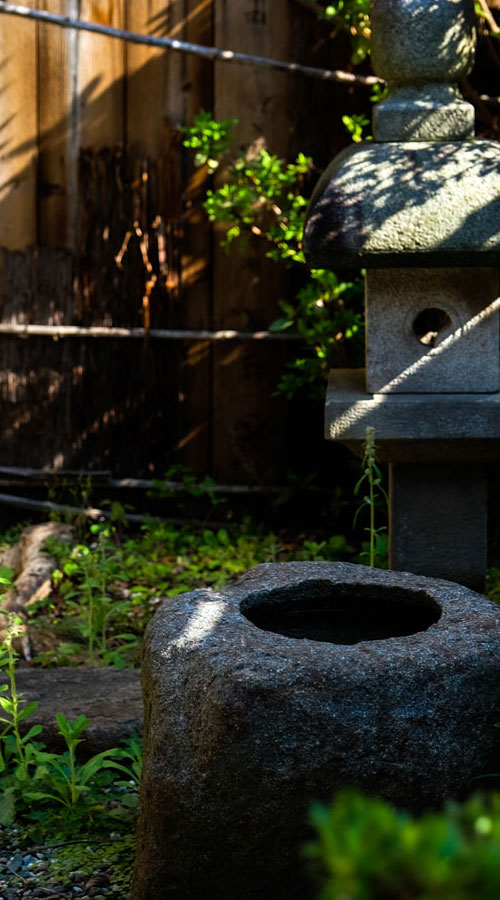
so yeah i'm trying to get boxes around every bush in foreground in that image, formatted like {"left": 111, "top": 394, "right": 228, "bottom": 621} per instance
{"left": 308, "top": 789, "right": 500, "bottom": 900}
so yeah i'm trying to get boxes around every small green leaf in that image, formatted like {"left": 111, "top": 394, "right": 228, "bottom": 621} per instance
{"left": 17, "top": 701, "right": 38, "bottom": 722}
{"left": 0, "top": 790, "right": 15, "bottom": 825}
{"left": 22, "top": 724, "right": 43, "bottom": 742}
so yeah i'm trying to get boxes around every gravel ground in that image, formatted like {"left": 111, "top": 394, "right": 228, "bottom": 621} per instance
{"left": 0, "top": 830, "right": 133, "bottom": 900}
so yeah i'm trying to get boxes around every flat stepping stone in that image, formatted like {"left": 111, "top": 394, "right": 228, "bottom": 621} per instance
{"left": 2, "top": 666, "right": 142, "bottom": 754}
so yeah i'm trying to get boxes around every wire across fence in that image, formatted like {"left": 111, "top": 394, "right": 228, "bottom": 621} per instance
{"left": 0, "top": 1, "right": 382, "bottom": 87}
{"left": 0, "top": 324, "right": 302, "bottom": 342}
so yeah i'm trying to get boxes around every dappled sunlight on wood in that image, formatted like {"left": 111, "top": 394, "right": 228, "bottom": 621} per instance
{"left": 148, "top": 0, "right": 213, "bottom": 39}
{"left": 183, "top": 341, "right": 211, "bottom": 366}
{"left": 88, "top": 0, "right": 116, "bottom": 26}
{"left": 175, "top": 422, "right": 207, "bottom": 450}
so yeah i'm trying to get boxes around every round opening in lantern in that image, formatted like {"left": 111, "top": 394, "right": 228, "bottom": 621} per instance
{"left": 412, "top": 307, "right": 452, "bottom": 347}
{"left": 240, "top": 580, "right": 441, "bottom": 644}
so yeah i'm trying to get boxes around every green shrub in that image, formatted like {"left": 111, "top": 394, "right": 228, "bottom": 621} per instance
{"left": 307, "top": 790, "right": 500, "bottom": 900}
{"left": 182, "top": 111, "right": 364, "bottom": 402}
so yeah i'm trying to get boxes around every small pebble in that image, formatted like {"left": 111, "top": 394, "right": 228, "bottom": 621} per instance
{"left": 70, "top": 870, "right": 85, "bottom": 882}
{"left": 8, "top": 853, "right": 22, "bottom": 873}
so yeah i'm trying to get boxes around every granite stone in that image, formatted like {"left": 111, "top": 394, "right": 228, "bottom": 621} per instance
{"left": 304, "top": 141, "right": 500, "bottom": 269}
{"left": 371, "top": 0, "right": 476, "bottom": 85}
{"left": 365, "top": 267, "right": 500, "bottom": 393}
{"left": 324, "top": 369, "right": 500, "bottom": 460}
{"left": 133, "top": 562, "right": 500, "bottom": 900}
{"left": 390, "top": 464, "right": 487, "bottom": 590}
{"left": 2, "top": 667, "right": 143, "bottom": 756}
{"left": 373, "top": 84, "right": 474, "bottom": 142}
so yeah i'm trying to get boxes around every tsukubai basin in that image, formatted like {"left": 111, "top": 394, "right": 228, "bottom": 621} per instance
{"left": 133, "top": 562, "right": 500, "bottom": 900}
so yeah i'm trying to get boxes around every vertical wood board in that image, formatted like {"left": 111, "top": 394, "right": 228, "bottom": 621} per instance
{"left": 0, "top": 0, "right": 38, "bottom": 251}
{"left": 38, "top": 0, "right": 79, "bottom": 251}
{"left": 177, "top": 0, "right": 215, "bottom": 474}
{"left": 212, "top": 0, "right": 292, "bottom": 483}
{"left": 126, "top": 1, "right": 215, "bottom": 474}
{"left": 78, "top": 0, "right": 126, "bottom": 148}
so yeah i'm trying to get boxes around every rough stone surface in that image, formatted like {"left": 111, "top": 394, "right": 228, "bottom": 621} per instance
{"left": 371, "top": 0, "right": 476, "bottom": 85}
{"left": 374, "top": 84, "right": 474, "bottom": 142}
{"left": 133, "top": 562, "right": 500, "bottom": 900}
{"left": 325, "top": 369, "right": 500, "bottom": 461}
{"left": 365, "top": 267, "right": 500, "bottom": 393}
{"left": 304, "top": 141, "right": 500, "bottom": 269}
{"left": 389, "top": 464, "right": 487, "bottom": 590}
{"left": 2, "top": 666, "right": 143, "bottom": 755}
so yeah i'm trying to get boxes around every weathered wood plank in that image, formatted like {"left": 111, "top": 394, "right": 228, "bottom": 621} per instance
{"left": 124, "top": 1, "right": 187, "bottom": 474}
{"left": 125, "top": 0, "right": 182, "bottom": 326}
{"left": 177, "top": 1, "right": 215, "bottom": 475}
{"left": 126, "top": 1, "right": 179, "bottom": 159}
{"left": 72, "top": 1, "right": 130, "bottom": 328}
{"left": 38, "top": 0, "right": 79, "bottom": 251}
{"left": 127, "top": 1, "right": 215, "bottom": 475}
{"left": 0, "top": 0, "right": 38, "bottom": 251}
{"left": 78, "top": 0, "right": 126, "bottom": 148}
{"left": 212, "top": 0, "right": 291, "bottom": 483}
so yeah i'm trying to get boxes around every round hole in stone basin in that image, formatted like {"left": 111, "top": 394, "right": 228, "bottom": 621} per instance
{"left": 240, "top": 580, "right": 441, "bottom": 644}
{"left": 413, "top": 307, "right": 452, "bottom": 347}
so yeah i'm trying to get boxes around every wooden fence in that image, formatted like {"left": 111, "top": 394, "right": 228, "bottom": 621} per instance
{"left": 0, "top": 0, "right": 365, "bottom": 484}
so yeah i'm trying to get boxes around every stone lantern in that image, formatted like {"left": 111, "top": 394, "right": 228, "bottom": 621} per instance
{"left": 304, "top": 0, "right": 500, "bottom": 591}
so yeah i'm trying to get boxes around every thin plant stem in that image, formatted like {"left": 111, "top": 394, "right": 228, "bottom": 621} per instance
{"left": 99, "top": 534, "right": 108, "bottom": 656}
{"left": 83, "top": 578, "right": 94, "bottom": 666}
{"left": 353, "top": 427, "right": 388, "bottom": 568}
{"left": 369, "top": 465, "right": 375, "bottom": 568}
{"left": 69, "top": 735, "right": 77, "bottom": 805}
{"left": 6, "top": 625, "right": 27, "bottom": 776}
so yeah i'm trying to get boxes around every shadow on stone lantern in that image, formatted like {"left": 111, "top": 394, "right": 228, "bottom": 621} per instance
{"left": 305, "top": 0, "right": 500, "bottom": 591}
{"left": 132, "top": 4, "right": 500, "bottom": 900}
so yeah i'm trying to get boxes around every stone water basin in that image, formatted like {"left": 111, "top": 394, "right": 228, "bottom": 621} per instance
{"left": 133, "top": 561, "right": 500, "bottom": 900}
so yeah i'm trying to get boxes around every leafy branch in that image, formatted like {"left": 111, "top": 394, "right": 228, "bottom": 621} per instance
{"left": 182, "top": 112, "right": 364, "bottom": 400}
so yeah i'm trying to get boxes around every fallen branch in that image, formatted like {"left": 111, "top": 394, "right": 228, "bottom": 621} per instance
{"left": 0, "top": 466, "right": 287, "bottom": 494}
{"left": 0, "top": 493, "right": 231, "bottom": 529}
{"left": 0, "top": 492, "right": 144, "bottom": 523}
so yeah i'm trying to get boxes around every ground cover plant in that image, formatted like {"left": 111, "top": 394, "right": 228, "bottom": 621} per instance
{"left": 0, "top": 612, "right": 141, "bottom": 897}
{"left": 25, "top": 518, "right": 355, "bottom": 668}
